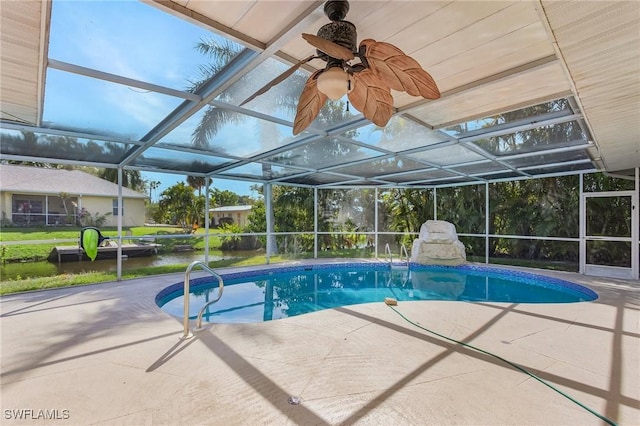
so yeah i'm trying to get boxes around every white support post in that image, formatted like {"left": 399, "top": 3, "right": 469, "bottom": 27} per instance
{"left": 204, "top": 176, "right": 210, "bottom": 265}
{"left": 314, "top": 187, "right": 318, "bottom": 259}
{"left": 433, "top": 188, "right": 437, "bottom": 220}
{"left": 633, "top": 168, "right": 639, "bottom": 280}
{"left": 579, "top": 172, "right": 585, "bottom": 274}
{"left": 485, "top": 183, "right": 489, "bottom": 265}
{"left": 265, "top": 183, "right": 275, "bottom": 263}
{"left": 116, "top": 168, "right": 123, "bottom": 281}
{"left": 374, "top": 188, "right": 379, "bottom": 259}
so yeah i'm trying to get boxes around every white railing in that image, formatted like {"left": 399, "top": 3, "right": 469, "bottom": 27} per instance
{"left": 400, "top": 244, "right": 410, "bottom": 265}
{"left": 384, "top": 243, "right": 410, "bottom": 268}
{"left": 384, "top": 243, "right": 393, "bottom": 265}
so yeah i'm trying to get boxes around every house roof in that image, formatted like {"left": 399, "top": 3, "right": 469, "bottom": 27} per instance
{"left": 209, "top": 205, "right": 252, "bottom": 213}
{"left": 0, "top": 165, "right": 147, "bottom": 199}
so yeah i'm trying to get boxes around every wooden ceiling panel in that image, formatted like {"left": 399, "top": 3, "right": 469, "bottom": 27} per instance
{"left": 411, "top": 22, "right": 553, "bottom": 91}
{"left": 409, "top": 2, "right": 540, "bottom": 65}
{"left": 234, "top": 2, "right": 324, "bottom": 43}
{"left": 0, "top": 61, "right": 39, "bottom": 81}
{"left": 407, "top": 61, "right": 569, "bottom": 127}
{"left": 0, "top": 1, "right": 41, "bottom": 25}
{"left": 342, "top": 1, "right": 449, "bottom": 43}
{"left": 177, "top": 1, "right": 256, "bottom": 31}
{"left": 540, "top": 0, "right": 640, "bottom": 171}
{"left": 436, "top": 41, "right": 553, "bottom": 90}
{"left": 0, "top": 0, "right": 45, "bottom": 125}
{"left": 382, "top": 1, "right": 516, "bottom": 55}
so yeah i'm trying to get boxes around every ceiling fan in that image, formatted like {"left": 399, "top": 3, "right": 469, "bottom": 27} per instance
{"left": 240, "top": 0, "right": 440, "bottom": 135}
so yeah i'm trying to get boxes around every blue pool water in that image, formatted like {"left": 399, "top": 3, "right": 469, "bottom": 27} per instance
{"left": 156, "top": 263, "right": 598, "bottom": 324}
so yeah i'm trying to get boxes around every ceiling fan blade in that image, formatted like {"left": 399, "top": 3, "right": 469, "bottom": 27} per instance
{"left": 240, "top": 56, "right": 315, "bottom": 106}
{"left": 360, "top": 39, "right": 440, "bottom": 99}
{"left": 293, "top": 70, "right": 328, "bottom": 135}
{"left": 347, "top": 69, "right": 394, "bottom": 127}
{"left": 302, "top": 33, "right": 354, "bottom": 61}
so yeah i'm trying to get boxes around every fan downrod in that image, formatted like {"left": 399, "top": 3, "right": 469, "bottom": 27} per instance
{"left": 324, "top": 0, "right": 349, "bottom": 21}
{"left": 316, "top": 0, "right": 356, "bottom": 60}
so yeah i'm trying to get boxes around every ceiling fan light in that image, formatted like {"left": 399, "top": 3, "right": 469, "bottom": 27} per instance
{"left": 317, "top": 67, "right": 351, "bottom": 100}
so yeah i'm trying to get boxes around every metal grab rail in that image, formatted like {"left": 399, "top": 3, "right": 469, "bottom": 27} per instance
{"left": 194, "top": 285, "right": 224, "bottom": 331}
{"left": 386, "top": 243, "right": 410, "bottom": 288}
{"left": 385, "top": 243, "right": 410, "bottom": 268}
{"left": 384, "top": 243, "right": 393, "bottom": 265}
{"left": 400, "top": 244, "right": 410, "bottom": 264}
{"left": 181, "top": 261, "right": 224, "bottom": 339}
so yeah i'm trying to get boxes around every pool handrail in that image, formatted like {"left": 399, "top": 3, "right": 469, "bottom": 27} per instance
{"left": 400, "top": 244, "right": 410, "bottom": 265}
{"left": 385, "top": 243, "right": 410, "bottom": 269}
{"left": 194, "top": 282, "right": 224, "bottom": 331}
{"left": 181, "top": 260, "right": 224, "bottom": 339}
{"left": 384, "top": 243, "right": 393, "bottom": 265}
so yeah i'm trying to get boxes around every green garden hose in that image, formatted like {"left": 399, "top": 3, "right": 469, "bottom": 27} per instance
{"left": 386, "top": 303, "right": 617, "bottom": 426}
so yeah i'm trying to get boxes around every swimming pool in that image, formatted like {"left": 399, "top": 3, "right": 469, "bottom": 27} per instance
{"left": 156, "top": 262, "right": 597, "bottom": 324}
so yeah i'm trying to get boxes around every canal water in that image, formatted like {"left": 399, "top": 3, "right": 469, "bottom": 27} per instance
{"left": 0, "top": 250, "right": 260, "bottom": 281}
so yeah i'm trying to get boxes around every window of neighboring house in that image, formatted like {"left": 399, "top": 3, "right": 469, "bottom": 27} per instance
{"left": 12, "top": 196, "right": 45, "bottom": 225}
{"left": 13, "top": 197, "right": 43, "bottom": 214}
{"left": 112, "top": 199, "right": 123, "bottom": 216}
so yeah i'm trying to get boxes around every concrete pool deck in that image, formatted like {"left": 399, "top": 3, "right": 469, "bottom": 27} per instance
{"left": 1, "top": 261, "right": 639, "bottom": 425}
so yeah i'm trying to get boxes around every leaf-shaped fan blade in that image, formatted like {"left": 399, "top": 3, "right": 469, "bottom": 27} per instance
{"left": 302, "top": 33, "right": 354, "bottom": 61}
{"left": 240, "top": 56, "right": 315, "bottom": 106}
{"left": 293, "top": 70, "right": 328, "bottom": 135}
{"left": 347, "top": 69, "right": 394, "bottom": 128}
{"left": 360, "top": 39, "right": 440, "bottom": 99}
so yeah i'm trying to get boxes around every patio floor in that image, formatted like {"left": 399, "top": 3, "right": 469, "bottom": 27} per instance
{"left": 1, "top": 262, "right": 639, "bottom": 425}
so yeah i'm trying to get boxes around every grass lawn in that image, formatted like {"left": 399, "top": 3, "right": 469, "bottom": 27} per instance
{"left": 0, "top": 226, "right": 223, "bottom": 262}
{"left": 1, "top": 225, "right": 294, "bottom": 294}
{"left": 0, "top": 254, "right": 292, "bottom": 295}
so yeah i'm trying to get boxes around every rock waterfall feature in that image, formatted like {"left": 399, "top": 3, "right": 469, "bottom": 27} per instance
{"left": 411, "top": 220, "right": 466, "bottom": 266}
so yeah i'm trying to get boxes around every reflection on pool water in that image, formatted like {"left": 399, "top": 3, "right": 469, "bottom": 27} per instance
{"left": 156, "top": 263, "right": 598, "bottom": 324}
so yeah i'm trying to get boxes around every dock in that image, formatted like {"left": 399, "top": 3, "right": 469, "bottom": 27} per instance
{"left": 48, "top": 244, "right": 161, "bottom": 263}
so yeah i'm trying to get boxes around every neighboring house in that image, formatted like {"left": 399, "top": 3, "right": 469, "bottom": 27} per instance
{"left": 209, "top": 205, "right": 252, "bottom": 228}
{"left": 0, "top": 165, "right": 147, "bottom": 227}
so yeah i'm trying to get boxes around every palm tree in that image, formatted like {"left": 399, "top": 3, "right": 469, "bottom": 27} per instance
{"left": 95, "top": 142, "right": 144, "bottom": 190}
{"left": 186, "top": 39, "right": 245, "bottom": 149}
{"left": 98, "top": 168, "right": 143, "bottom": 191}
{"left": 146, "top": 180, "right": 161, "bottom": 201}
{"left": 158, "top": 182, "right": 196, "bottom": 230}
{"left": 188, "top": 38, "right": 308, "bottom": 149}
{"left": 186, "top": 175, "right": 207, "bottom": 197}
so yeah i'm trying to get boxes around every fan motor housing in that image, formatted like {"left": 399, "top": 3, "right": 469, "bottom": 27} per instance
{"left": 316, "top": 21, "right": 357, "bottom": 60}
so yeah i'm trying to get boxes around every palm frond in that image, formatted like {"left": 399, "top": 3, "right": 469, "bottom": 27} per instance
{"left": 191, "top": 106, "right": 243, "bottom": 149}
{"left": 195, "top": 38, "right": 241, "bottom": 64}
{"left": 186, "top": 64, "right": 224, "bottom": 93}
{"left": 187, "top": 38, "right": 242, "bottom": 94}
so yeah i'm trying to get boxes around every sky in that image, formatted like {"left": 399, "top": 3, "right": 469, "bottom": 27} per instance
{"left": 45, "top": 0, "right": 257, "bottom": 200}
{"left": 141, "top": 171, "right": 258, "bottom": 202}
